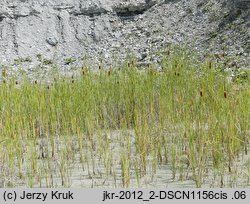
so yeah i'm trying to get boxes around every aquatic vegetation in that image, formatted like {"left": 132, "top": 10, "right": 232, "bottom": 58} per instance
{"left": 0, "top": 50, "right": 249, "bottom": 187}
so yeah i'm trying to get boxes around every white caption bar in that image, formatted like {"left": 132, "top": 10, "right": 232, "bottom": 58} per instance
{"left": 0, "top": 189, "right": 249, "bottom": 203}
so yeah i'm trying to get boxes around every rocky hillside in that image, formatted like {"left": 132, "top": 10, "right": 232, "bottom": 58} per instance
{"left": 0, "top": 0, "right": 249, "bottom": 74}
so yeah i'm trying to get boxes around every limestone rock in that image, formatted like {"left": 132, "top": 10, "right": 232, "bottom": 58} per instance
{"left": 0, "top": 0, "right": 249, "bottom": 74}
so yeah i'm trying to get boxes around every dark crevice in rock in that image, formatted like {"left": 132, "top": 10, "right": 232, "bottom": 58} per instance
{"left": 73, "top": 4, "right": 109, "bottom": 17}
{"left": 56, "top": 15, "right": 65, "bottom": 43}
{"left": 10, "top": 22, "right": 19, "bottom": 55}
{"left": 113, "top": 1, "right": 161, "bottom": 20}
{"left": 116, "top": 9, "right": 146, "bottom": 20}
{"left": 73, "top": 10, "right": 108, "bottom": 18}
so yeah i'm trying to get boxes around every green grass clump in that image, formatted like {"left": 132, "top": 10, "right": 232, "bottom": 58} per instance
{"left": 0, "top": 50, "right": 249, "bottom": 187}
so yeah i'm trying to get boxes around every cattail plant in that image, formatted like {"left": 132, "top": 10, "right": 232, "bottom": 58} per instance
{"left": 224, "top": 91, "right": 227, "bottom": 99}
{"left": 0, "top": 48, "right": 248, "bottom": 188}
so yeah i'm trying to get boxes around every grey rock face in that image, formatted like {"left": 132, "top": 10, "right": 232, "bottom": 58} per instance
{"left": 0, "top": 0, "right": 249, "bottom": 73}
